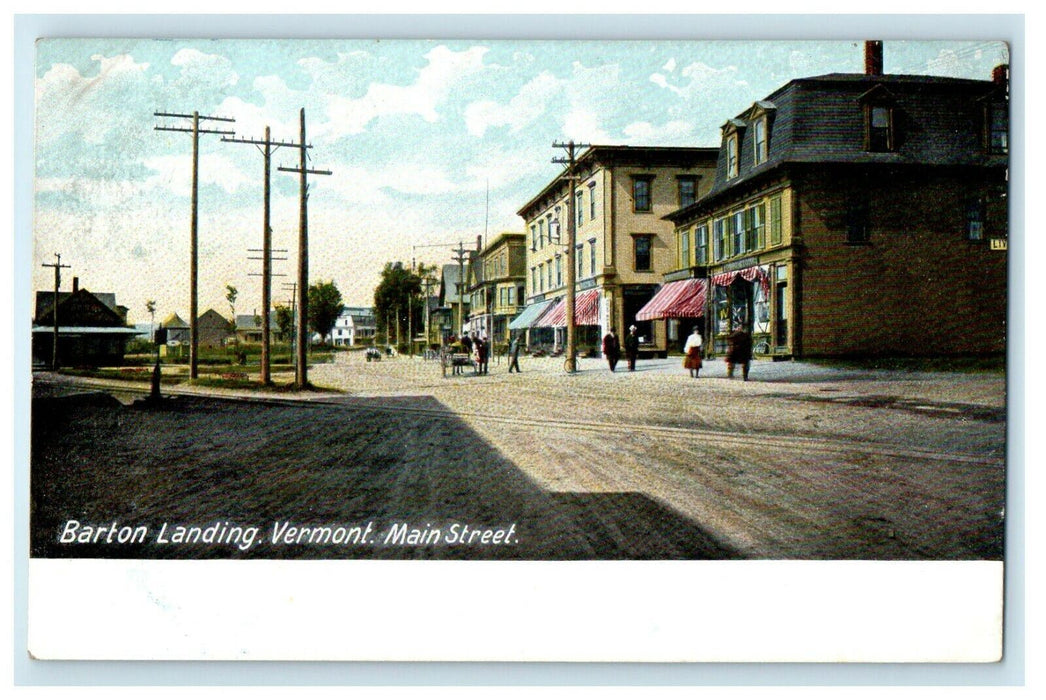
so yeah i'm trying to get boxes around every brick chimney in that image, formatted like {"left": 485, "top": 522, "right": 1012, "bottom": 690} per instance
{"left": 992, "top": 64, "right": 1010, "bottom": 86}
{"left": 865, "top": 41, "right": 884, "bottom": 76}
{"left": 476, "top": 234, "right": 483, "bottom": 251}
{"left": 72, "top": 276, "right": 79, "bottom": 293}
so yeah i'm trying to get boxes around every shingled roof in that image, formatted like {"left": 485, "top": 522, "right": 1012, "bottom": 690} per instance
{"left": 666, "top": 72, "right": 1007, "bottom": 221}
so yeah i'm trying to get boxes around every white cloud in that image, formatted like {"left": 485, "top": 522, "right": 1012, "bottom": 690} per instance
{"left": 662, "top": 58, "right": 677, "bottom": 72}
{"left": 143, "top": 153, "right": 251, "bottom": 196}
{"left": 35, "top": 53, "right": 152, "bottom": 145}
{"left": 650, "top": 61, "right": 744, "bottom": 99}
{"left": 562, "top": 108, "right": 616, "bottom": 144}
{"left": 622, "top": 120, "right": 695, "bottom": 144}
{"left": 324, "top": 45, "right": 488, "bottom": 137}
{"left": 170, "top": 48, "right": 239, "bottom": 93}
{"left": 464, "top": 71, "right": 560, "bottom": 137}
{"left": 35, "top": 176, "right": 143, "bottom": 207}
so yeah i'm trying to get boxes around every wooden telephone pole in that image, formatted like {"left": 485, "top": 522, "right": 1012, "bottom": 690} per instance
{"left": 552, "top": 140, "right": 590, "bottom": 373}
{"left": 450, "top": 241, "right": 470, "bottom": 338}
{"left": 224, "top": 126, "right": 302, "bottom": 384}
{"left": 41, "top": 253, "right": 70, "bottom": 370}
{"left": 278, "top": 109, "right": 331, "bottom": 389}
{"left": 154, "top": 111, "right": 235, "bottom": 379}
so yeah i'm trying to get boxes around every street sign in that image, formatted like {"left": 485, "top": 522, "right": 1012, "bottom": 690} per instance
{"left": 989, "top": 238, "right": 1007, "bottom": 251}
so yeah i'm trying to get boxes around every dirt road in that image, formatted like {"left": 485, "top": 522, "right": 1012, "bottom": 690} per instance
{"left": 30, "top": 354, "right": 1005, "bottom": 560}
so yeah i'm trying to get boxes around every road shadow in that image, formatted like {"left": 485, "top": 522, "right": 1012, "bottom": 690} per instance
{"left": 31, "top": 392, "right": 738, "bottom": 561}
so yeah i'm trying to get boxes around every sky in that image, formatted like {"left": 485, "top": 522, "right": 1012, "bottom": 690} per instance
{"left": 32, "top": 38, "right": 1009, "bottom": 323}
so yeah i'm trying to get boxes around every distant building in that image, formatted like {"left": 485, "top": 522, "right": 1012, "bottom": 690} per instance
{"left": 197, "top": 309, "right": 234, "bottom": 348}
{"left": 663, "top": 44, "right": 1008, "bottom": 358}
{"left": 235, "top": 312, "right": 280, "bottom": 344}
{"left": 331, "top": 307, "right": 377, "bottom": 346}
{"left": 434, "top": 262, "right": 470, "bottom": 341}
{"left": 161, "top": 313, "right": 190, "bottom": 344}
{"left": 32, "top": 276, "right": 141, "bottom": 367}
{"left": 466, "top": 231, "right": 526, "bottom": 346}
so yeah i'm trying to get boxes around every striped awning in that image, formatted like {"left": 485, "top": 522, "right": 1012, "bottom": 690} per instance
{"left": 635, "top": 278, "right": 707, "bottom": 321}
{"left": 508, "top": 299, "right": 556, "bottom": 330}
{"left": 711, "top": 265, "right": 771, "bottom": 296}
{"left": 534, "top": 290, "right": 601, "bottom": 327}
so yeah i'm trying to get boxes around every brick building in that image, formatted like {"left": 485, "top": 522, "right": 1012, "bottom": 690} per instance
{"left": 662, "top": 45, "right": 1008, "bottom": 358}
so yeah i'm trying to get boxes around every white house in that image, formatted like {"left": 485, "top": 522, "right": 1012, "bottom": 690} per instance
{"left": 331, "top": 307, "right": 377, "bottom": 346}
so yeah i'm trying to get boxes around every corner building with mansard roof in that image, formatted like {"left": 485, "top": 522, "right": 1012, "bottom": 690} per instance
{"left": 662, "top": 51, "right": 1009, "bottom": 359}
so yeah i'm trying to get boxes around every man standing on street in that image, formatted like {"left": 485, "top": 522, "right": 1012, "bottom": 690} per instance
{"left": 726, "top": 327, "right": 753, "bottom": 381}
{"left": 624, "top": 325, "right": 640, "bottom": 372}
{"left": 506, "top": 334, "right": 523, "bottom": 374}
{"left": 602, "top": 328, "right": 620, "bottom": 372}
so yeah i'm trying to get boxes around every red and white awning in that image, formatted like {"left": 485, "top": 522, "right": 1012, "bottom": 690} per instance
{"left": 635, "top": 278, "right": 707, "bottom": 321}
{"left": 532, "top": 289, "right": 601, "bottom": 327}
{"left": 711, "top": 266, "right": 771, "bottom": 296}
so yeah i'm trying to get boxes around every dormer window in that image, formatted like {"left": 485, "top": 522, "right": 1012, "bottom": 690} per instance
{"left": 859, "top": 85, "right": 898, "bottom": 153}
{"left": 726, "top": 135, "right": 739, "bottom": 178}
{"left": 721, "top": 118, "right": 746, "bottom": 180}
{"left": 753, "top": 117, "right": 768, "bottom": 165}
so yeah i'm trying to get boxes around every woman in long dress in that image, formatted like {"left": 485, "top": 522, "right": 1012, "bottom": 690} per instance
{"left": 683, "top": 326, "right": 703, "bottom": 378}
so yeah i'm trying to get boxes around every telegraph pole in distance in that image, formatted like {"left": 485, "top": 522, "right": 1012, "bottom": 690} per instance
{"left": 247, "top": 246, "right": 287, "bottom": 382}
{"left": 282, "top": 281, "right": 297, "bottom": 374}
{"left": 451, "top": 241, "right": 470, "bottom": 338}
{"left": 224, "top": 126, "right": 302, "bottom": 384}
{"left": 41, "top": 253, "right": 70, "bottom": 370}
{"left": 553, "top": 140, "right": 590, "bottom": 373}
{"left": 421, "top": 275, "right": 436, "bottom": 350}
{"left": 278, "top": 108, "right": 331, "bottom": 389}
{"left": 154, "top": 110, "right": 236, "bottom": 380}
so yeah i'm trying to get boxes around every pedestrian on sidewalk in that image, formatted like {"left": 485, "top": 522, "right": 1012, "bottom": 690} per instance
{"left": 508, "top": 334, "right": 522, "bottom": 373}
{"left": 726, "top": 327, "right": 753, "bottom": 381}
{"left": 683, "top": 326, "right": 703, "bottom": 378}
{"left": 477, "top": 335, "right": 489, "bottom": 375}
{"left": 602, "top": 328, "right": 620, "bottom": 372}
{"left": 624, "top": 325, "right": 640, "bottom": 372}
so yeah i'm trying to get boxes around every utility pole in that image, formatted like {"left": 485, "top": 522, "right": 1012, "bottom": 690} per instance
{"left": 154, "top": 110, "right": 236, "bottom": 380}
{"left": 421, "top": 276, "right": 436, "bottom": 350}
{"left": 552, "top": 140, "right": 590, "bottom": 373}
{"left": 41, "top": 253, "right": 70, "bottom": 370}
{"left": 451, "top": 241, "right": 470, "bottom": 338}
{"left": 282, "top": 281, "right": 297, "bottom": 374}
{"left": 278, "top": 108, "right": 331, "bottom": 389}
{"left": 224, "top": 126, "right": 302, "bottom": 384}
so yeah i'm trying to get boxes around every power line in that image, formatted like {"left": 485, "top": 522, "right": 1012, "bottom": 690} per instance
{"left": 277, "top": 108, "right": 331, "bottom": 390}
{"left": 224, "top": 125, "right": 304, "bottom": 384}
{"left": 552, "top": 140, "right": 590, "bottom": 374}
{"left": 153, "top": 110, "right": 236, "bottom": 380}
{"left": 41, "top": 252, "right": 71, "bottom": 371}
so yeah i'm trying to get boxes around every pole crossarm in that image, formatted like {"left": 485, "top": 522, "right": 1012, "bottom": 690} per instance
{"left": 154, "top": 111, "right": 235, "bottom": 121}
{"left": 155, "top": 126, "right": 236, "bottom": 136}
{"left": 277, "top": 166, "right": 333, "bottom": 176}
{"left": 222, "top": 135, "right": 307, "bottom": 149}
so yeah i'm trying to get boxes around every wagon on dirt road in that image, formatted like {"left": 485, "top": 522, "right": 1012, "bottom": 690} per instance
{"left": 440, "top": 347, "right": 475, "bottom": 377}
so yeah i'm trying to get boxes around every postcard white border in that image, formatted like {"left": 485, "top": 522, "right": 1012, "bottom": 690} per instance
{"left": 12, "top": 9, "right": 1027, "bottom": 686}
{"left": 29, "top": 559, "right": 1002, "bottom": 662}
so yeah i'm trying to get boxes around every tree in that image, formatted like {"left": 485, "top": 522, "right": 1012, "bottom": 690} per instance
{"left": 373, "top": 261, "right": 433, "bottom": 350}
{"left": 274, "top": 303, "right": 294, "bottom": 342}
{"left": 225, "top": 284, "right": 238, "bottom": 331}
{"left": 145, "top": 300, "right": 156, "bottom": 340}
{"left": 307, "top": 280, "right": 343, "bottom": 344}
